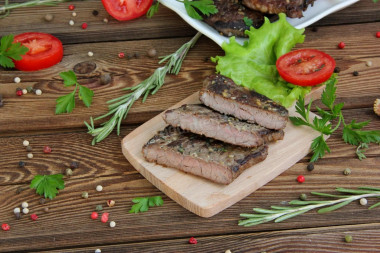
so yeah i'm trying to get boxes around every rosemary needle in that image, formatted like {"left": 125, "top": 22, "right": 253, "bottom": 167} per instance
{"left": 85, "top": 32, "right": 202, "bottom": 145}
{"left": 0, "top": 0, "right": 68, "bottom": 18}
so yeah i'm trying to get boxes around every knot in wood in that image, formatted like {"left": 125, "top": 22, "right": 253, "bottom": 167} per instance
{"left": 73, "top": 61, "right": 97, "bottom": 74}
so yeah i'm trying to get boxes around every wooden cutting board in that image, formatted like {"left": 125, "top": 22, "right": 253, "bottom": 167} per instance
{"left": 122, "top": 88, "right": 326, "bottom": 218}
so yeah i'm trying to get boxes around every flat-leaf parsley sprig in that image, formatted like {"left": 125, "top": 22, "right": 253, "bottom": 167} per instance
{"left": 0, "top": 34, "right": 29, "bottom": 68}
{"left": 85, "top": 32, "right": 202, "bottom": 145}
{"left": 55, "top": 70, "right": 95, "bottom": 114}
{"left": 30, "top": 174, "right": 65, "bottom": 200}
{"left": 129, "top": 196, "right": 164, "bottom": 213}
{"left": 239, "top": 186, "right": 380, "bottom": 227}
{"left": 290, "top": 75, "right": 380, "bottom": 162}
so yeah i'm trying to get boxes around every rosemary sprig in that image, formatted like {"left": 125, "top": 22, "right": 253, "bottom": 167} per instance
{"left": 239, "top": 187, "right": 380, "bottom": 227}
{"left": 0, "top": 0, "right": 69, "bottom": 18}
{"left": 85, "top": 32, "right": 202, "bottom": 145}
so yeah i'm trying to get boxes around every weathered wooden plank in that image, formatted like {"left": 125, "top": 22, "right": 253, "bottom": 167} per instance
{"left": 44, "top": 224, "right": 380, "bottom": 253}
{"left": 1, "top": 21, "right": 380, "bottom": 133}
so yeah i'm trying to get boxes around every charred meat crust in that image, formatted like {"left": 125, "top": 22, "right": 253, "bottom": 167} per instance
{"left": 164, "top": 104, "right": 284, "bottom": 147}
{"left": 242, "top": 0, "right": 316, "bottom": 18}
{"left": 202, "top": 0, "right": 266, "bottom": 37}
{"left": 199, "top": 75, "right": 288, "bottom": 130}
{"left": 143, "top": 126, "right": 268, "bottom": 184}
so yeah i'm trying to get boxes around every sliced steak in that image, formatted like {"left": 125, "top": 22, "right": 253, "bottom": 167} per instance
{"left": 242, "top": 0, "right": 316, "bottom": 18}
{"left": 164, "top": 104, "right": 284, "bottom": 147}
{"left": 143, "top": 126, "right": 268, "bottom": 185}
{"left": 202, "top": 0, "right": 266, "bottom": 37}
{"left": 199, "top": 75, "right": 288, "bottom": 130}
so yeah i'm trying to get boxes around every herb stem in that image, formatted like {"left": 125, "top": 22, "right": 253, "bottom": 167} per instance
{"left": 0, "top": 0, "right": 68, "bottom": 18}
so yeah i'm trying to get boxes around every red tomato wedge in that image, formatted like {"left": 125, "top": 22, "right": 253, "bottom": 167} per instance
{"left": 276, "top": 49, "right": 335, "bottom": 86}
{"left": 101, "top": 0, "right": 153, "bottom": 21}
{"left": 13, "top": 32, "right": 63, "bottom": 71}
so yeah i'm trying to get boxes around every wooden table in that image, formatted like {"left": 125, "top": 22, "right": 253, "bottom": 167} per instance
{"left": 1, "top": 1, "right": 380, "bottom": 252}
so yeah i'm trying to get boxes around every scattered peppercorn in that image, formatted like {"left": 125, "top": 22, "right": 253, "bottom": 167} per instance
{"left": 95, "top": 249, "right": 101, "bottom": 253}
{"left": 118, "top": 52, "right": 125, "bottom": 58}
{"left": 338, "top": 42, "right": 345, "bottom": 49}
{"left": 39, "top": 198, "right": 46, "bottom": 205}
{"left": 15, "top": 212, "right": 22, "bottom": 220}
{"left": 82, "top": 192, "right": 89, "bottom": 199}
{"left": 22, "top": 89, "right": 28, "bottom": 95}
{"left": 306, "top": 163, "right": 314, "bottom": 172}
{"left": 343, "top": 168, "right": 351, "bottom": 175}
{"left": 70, "top": 161, "right": 79, "bottom": 169}
{"left": 23, "top": 140, "right": 29, "bottom": 146}
{"left": 96, "top": 185, "right": 103, "bottom": 192}
{"left": 44, "top": 13, "right": 54, "bottom": 22}
{"left": 16, "top": 90, "right": 23, "bottom": 96}
{"left": 21, "top": 202, "right": 28, "bottom": 208}
{"left": 2, "top": 224, "right": 10, "bottom": 231}
{"left": 189, "top": 237, "right": 198, "bottom": 244}
{"left": 101, "top": 212, "right": 109, "bottom": 223}
{"left": 92, "top": 10, "right": 99, "bottom": 16}
{"left": 374, "top": 99, "right": 380, "bottom": 116}
{"left": 19, "top": 161, "right": 26, "bottom": 167}
{"left": 27, "top": 153, "right": 33, "bottom": 159}
{"left": 147, "top": 48, "right": 157, "bottom": 58}
{"left": 100, "top": 73, "right": 112, "bottom": 85}
{"left": 69, "top": 20, "right": 75, "bottom": 26}
{"left": 311, "top": 26, "right": 318, "bottom": 32}
{"left": 16, "top": 87, "right": 22, "bottom": 92}
{"left": 96, "top": 205, "right": 103, "bottom": 211}
{"left": 14, "top": 207, "right": 21, "bottom": 214}
{"left": 26, "top": 145, "right": 32, "bottom": 152}
{"left": 296, "top": 175, "right": 305, "bottom": 183}
{"left": 107, "top": 200, "right": 115, "bottom": 207}
{"left": 126, "top": 53, "right": 133, "bottom": 60}
{"left": 81, "top": 23, "right": 88, "bottom": 29}
{"left": 203, "top": 57, "right": 210, "bottom": 62}
{"left": 109, "top": 221, "right": 116, "bottom": 228}
{"left": 30, "top": 213, "right": 38, "bottom": 221}
{"left": 43, "top": 207, "right": 49, "bottom": 213}
{"left": 43, "top": 146, "right": 52, "bottom": 153}
{"left": 103, "top": 18, "right": 108, "bottom": 23}
{"left": 16, "top": 187, "right": 25, "bottom": 194}
{"left": 22, "top": 208, "right": 29, "bottom": 214}
{"left": 134, "top": 52, "right": 140, "bottom": 58}
{"left": 345, "top": 234, "right": 353, "bottom": 243}
{"left": 68, "top": 4, "right": 75, "bottom": 10}
{"left": 353, "top": 71, "right": 359, "bottom": 76}
{"left": 366, "top": 61, "right": 372, "bottom": 67}
{"left": 35, "top": 89, "right": 42, "bottom": 95}
{"left": 26, "top": 87, "right": 33, "bottom": 93}
{"left": 88, "top": 51, "right": 94, "bottom": 57}
{"left": 72, "top": 12, "right": 77, "bottom": 17}
{"left": 14, "top": 77, "right": 21, "bottom": 83}
{"left": 359, "top": 198, "right": 368, "bottom": 206}
{"left": 91, "top": 212, "right": 99, "bottom": 220}
{"left": 376, "top": 32, "right": 380, "bottom": 38}
{"left": 65, "top": 168, "right": 73, "bottom": 176}
{"left": 299, "top": 193, "right": 307, "bottom": 201}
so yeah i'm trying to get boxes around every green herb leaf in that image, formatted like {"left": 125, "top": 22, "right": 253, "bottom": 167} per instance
{"left": 60, "top": 70, "right": 77, "bottom": 87}
{"left": 356, "top": 142, "right": 369, "bottom": 160}
{"left": 79, "top": 85, "right": 94, "bottom": 107}
{"left": 243, "top": 16, "right": 253, "bottom": 27}
{"left": 343, "top": 121, "right": 380, "bottom": 146}
{"left": 147, "top": 2, "right": 160, "bottom": 18}
{"left": 179, "top": 0, "right": 218, "bottom": 20}
{"left": 310, "top": 135, "right": 330, "bottom": 162}
{"left": 55, "top": 91, "right": 76, "bottom": 114}
{"left": 129, "top": 196, "right": 163, "bottom": 213}
{"left": 30, "top": 174, "right": 65, "bottom": 199}
{"left": 317, "top": 199, "right": 354, "bottom": 214}
{"left": 0, "top": 34, "right": 29, "bottom": 68}
{"left": 275, "top": 209, "right": 309, "bottom": 223}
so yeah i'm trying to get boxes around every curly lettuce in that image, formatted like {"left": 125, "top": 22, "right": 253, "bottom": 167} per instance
{"left": 212, "top": 13, "right": 310, "bottom": 108}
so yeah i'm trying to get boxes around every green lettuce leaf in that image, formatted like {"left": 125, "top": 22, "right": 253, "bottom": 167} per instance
{"left": 212, "top": 13, "right": 310, "bottom": 108}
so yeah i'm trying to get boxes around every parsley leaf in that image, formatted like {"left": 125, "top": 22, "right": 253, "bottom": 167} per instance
{"left": 0, "top": 34, "right": 29, "bottom": 68}
{"left": 343, "top": 120, "right": 380, "bottom": 146}
{"left": 310, "top": 135, "right": 330, "bottom": 162}
{"left": 356, "top": 143, "right": 369, "bottom": 161}
{"left": 178, "top": 0, "right": 218, "bottom": 20}
{"left": 243, "top": 17, "right": 253, "bottom": 27}
{"left": 30, "top": 174, "right": 65, "bottom": 199}
{"left": 56, "top": 71, "right": 94, "bottom": 114}
{"left": 129, "top": 196, "right": 164, "bottom": 213}
{"left": 147, "top": 2, "right": 160, "bottom": 18}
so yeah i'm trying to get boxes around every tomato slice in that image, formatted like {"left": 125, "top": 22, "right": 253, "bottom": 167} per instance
{"left": 101, "top": 0, "right": 153, "bottom": 21}
{"left": 276, "top": 49, "right": 335, "bottom": 86}
{"left": 13, "top": 32, "right": 63, "bottom": 71}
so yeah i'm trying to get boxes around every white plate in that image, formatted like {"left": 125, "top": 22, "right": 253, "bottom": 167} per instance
{"left": 160, "top": 0, "right": 359, "bottom": 46}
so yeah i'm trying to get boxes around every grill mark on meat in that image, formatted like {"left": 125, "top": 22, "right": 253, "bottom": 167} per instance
{"left": 199, "top": 75, "right": 289, "bottom": 130}
{"left": 164, "top": 104, "right": 283, "bottom": 147}
{"left": 143, "top": 126, "right": 268, "bottom": 184}
{"left": 242, "top": 0, "right": 316, "bottom": 18}
{"left": 202, "top": 0, "right": 267, "bottom": 37}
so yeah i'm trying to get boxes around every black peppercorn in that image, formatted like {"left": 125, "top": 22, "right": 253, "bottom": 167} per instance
{"left": 70, "top": 161, "right": 79, "bottom": 169}
{"left": 307, "top": 163, "right": 314, "bottom": 172}
{"left": 134, "top": 52, "right": 140, "bottom": 59}
{"left": 100, "top": 73, "right": 112, "bottom": 85}
{"left": 334, "top": 67, "right": 340, "bottom": 73}
{"left": 18, "top": 161, "right": 26, "bottom": 167}
{"left": 203, "top": 57, "right": 210, "bottom": 62}
{"left": 16, "top": 87, "right": 22, "bottom": 91}
{"left": 26, "top": 145, "right": 32, "bottom": 152}
{"left": 353, "top": 71, "right": 359, "bottom": 76}
{"left": 39, "top": 198, "right": 46, "bottom": 204}
{"left": 92, "top": 10, "right": 99, "bottom": 16}
{"left": 127, "top": 53, "right": 133, "bottom": 60}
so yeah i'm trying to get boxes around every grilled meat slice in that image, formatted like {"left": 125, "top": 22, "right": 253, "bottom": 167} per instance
{"left": 202, "top": 0, "right": 266, "bottom": 37}
{"left": 164, "top": 104, "right": 284, "bottom": 147}
{"left": 242, "top": 0, "right": 316, "bottom": 18}
{"left": 143, "top": 126, "right": 268, "bottom": 185}
{"left": 199, "top": 75, "right": 288, "bottom": 130}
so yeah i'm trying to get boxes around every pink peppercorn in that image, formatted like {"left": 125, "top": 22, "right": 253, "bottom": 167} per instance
{"left": 91, "top": 212, "right": 99, "bottom": 220}
{"left": 101, "top": 212, "right": 109, "bottom": 223}
{"left": 43, "top": 146, "right": 52, "bottom": 153}
{"left": 338, "top": 42, "right": 345, "bottom": 49}
{"left": 1, "top": 223, "right": 10, "bottom": 231}
{"left": 16, "top": 90, "right": 23, "bottom": 96}
{"left": 68, "top": 5, "right": 75, "bottom": 11}
{"left": 30, "top": 214, "right": 38, "bottom": 221}
{"left": 297, "top": 175, "right": 305, "bottom": 183}
{"left": 81, "top": 23, "right": 88, "bottom": 29}
{"left": 189, "top": 237, "right": 197, "bottom": 244}
{"left": 118, "top": 52, "right": 125, "bottom": 58}
{"left": 376, "top": 32, "right": 380, "bottom": 38}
